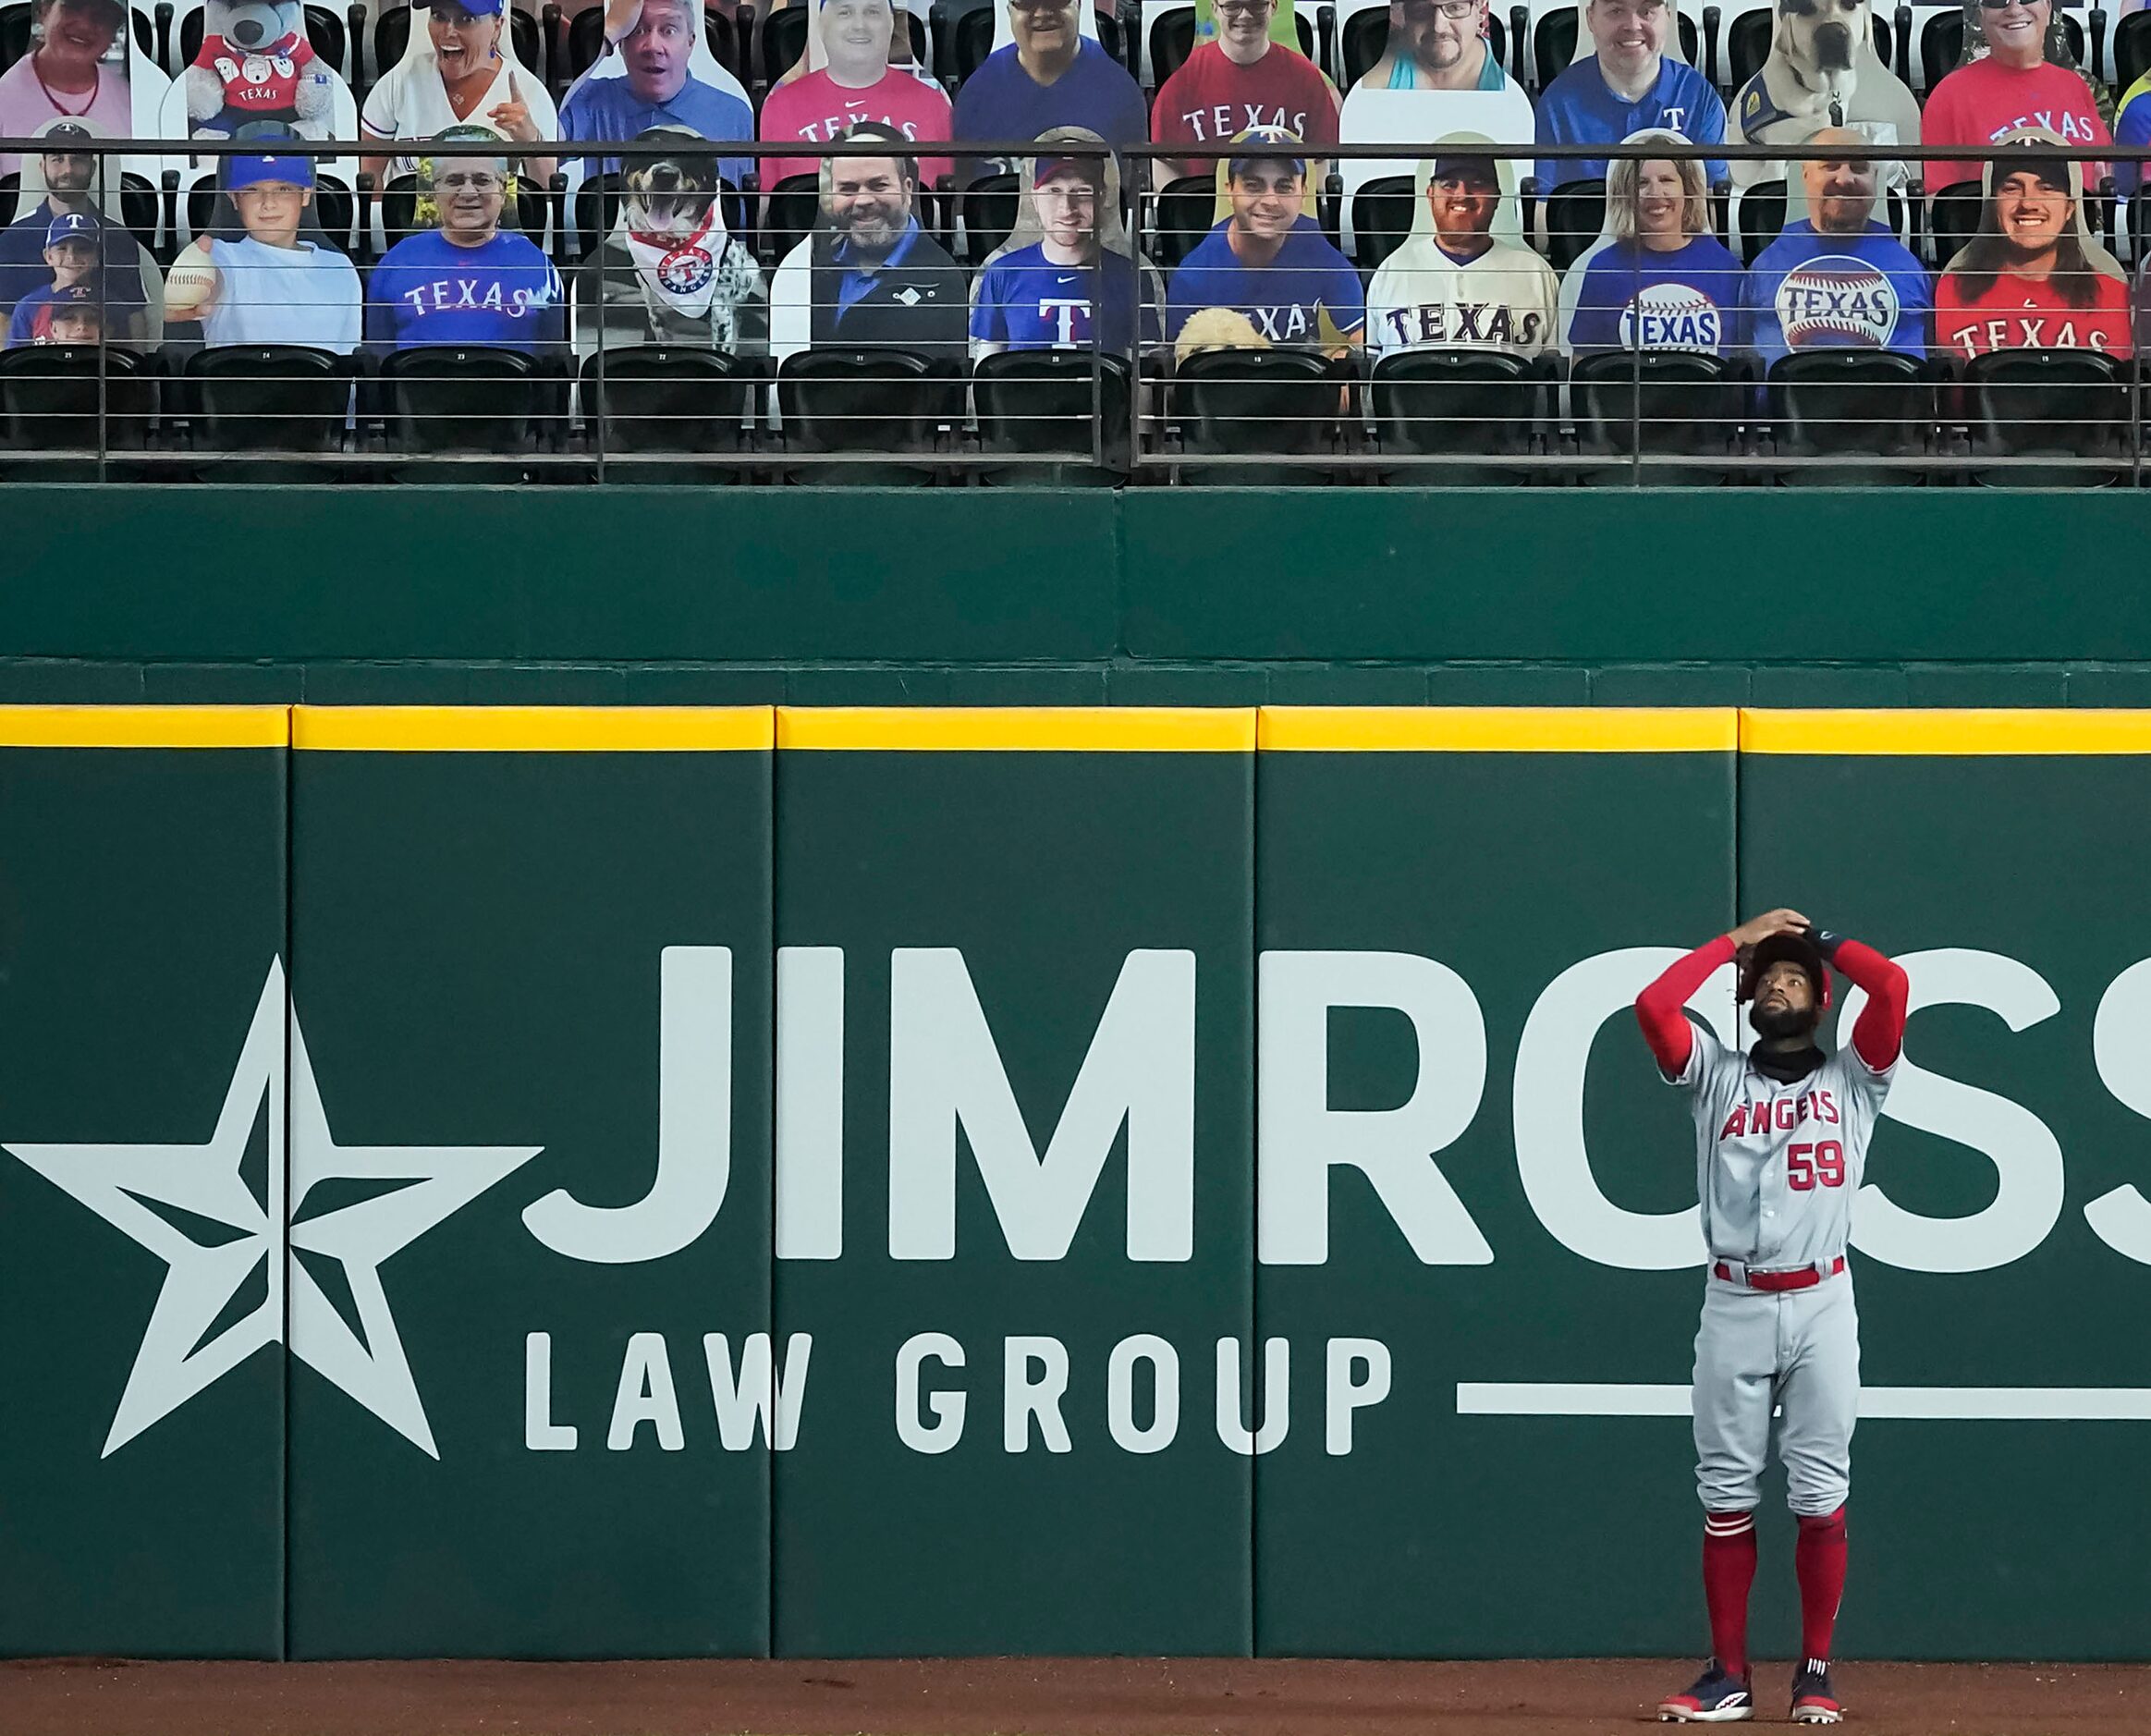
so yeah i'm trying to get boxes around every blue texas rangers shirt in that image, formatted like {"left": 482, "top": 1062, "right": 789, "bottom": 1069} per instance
{"left": 1743, "top": 220, "right": 1930, "bottom": 370}
{"left": 1534, "top": 56, "right": 1728, "bottom": 189}
{"left": 364, "top": 228, "right": 567, "bottom": 356}
{"left": 1566, "top": 234, "right": 1745, "bottom": 354}
{"left": 970, "top": 241, "right": 1159, "bottom": 352}
{"left": 1167, "top": 216, "right": 1365, "bottom": 345}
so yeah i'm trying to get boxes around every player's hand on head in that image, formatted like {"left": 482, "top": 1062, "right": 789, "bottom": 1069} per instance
{"left": 1728, "top": 908, "right": 1810, "bottom": 949}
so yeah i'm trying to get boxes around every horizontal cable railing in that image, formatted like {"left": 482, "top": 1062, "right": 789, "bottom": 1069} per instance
{"left": 0, "top": 135, "right": 2141, "bottom": 483}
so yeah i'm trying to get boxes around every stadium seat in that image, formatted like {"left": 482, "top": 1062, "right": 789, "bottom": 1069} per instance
{"left": 1349, "top": 174, "right": 1414, "bottom": 270}
{"left": 1762, "top": 349, "right": 1934, "bottom": 485}
{"left": 972, "top": 348, "right": 1134, "bottom": 483}
{"left": 1733, "top": 178, "right": 1785, "bottom": 265}
{"left": 181, "top": 345, "right": 352, "bottom": 481}
{"left": 1962, "top": 348, "right": 2131, "bottom": 487}
{"left": 959, "top": 171, "right": 1021, "bottom": 263}
{"left": 375, "top": 345, "right": 553, "bottom": 478}
{"left": 1145, "top": 175, "right": 1216, "bottom": 269}
{"left": 1368, "top": 347, "right": 1550, "bottom": 484}
{"left": 776, "top": 347, "right": 962, "bottom": 481}
{"left": 2114, "top": 7, "right": 2151, "bottom": 92}
{"left": 578, "top": 345, "right": 760, "bottom": 480}
{"left": 1541, "top": 177, "right": 1605, "bottom": 274}
{"left": 0, "top": 344, "right": 156, "bottom": 479}
{"left": 762, "top": 172, "right": 822, "bottom": 265}
{"left": 1927, "top": 178, "right": 1982, "bottom": 271}
{"left": 1169, "top": 345, "right": 1348, "bottom": 484}
{"left": 1569, "top": 348, "right": 1746, "bottom": 482}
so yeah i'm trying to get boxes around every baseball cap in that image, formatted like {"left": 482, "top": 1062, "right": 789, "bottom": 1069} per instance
{"left": 432, "top": 0, "right": 507, "bottom": 15}
{"left": 1430, "top": 153, "right": 1499, "bottom": 188}
{"left": 40, "top": 120, "right": 95, "bottom": 147}
{"left": 51, "top": 284, "right": 99, "bottom": 306}
{"left": 1033, "top": 154, "right": 1103, "bottom": 189}
{"left": 45, "top": 212, "right": 97, "bottom": 249}
{"left": 1228, "top": 128, "right": 1306, "bottom": 180}
{"left": 228, "top": 152, "right": 316, "bottom": 191}
{"left": 1991, "top": 143, "right": 2072, "bottom": 191}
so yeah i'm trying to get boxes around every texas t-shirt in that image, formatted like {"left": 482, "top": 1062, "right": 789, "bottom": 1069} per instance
{"left": 1743, "top": 221, "right": 1931, "bottom": 368}
{"left": 969, "top": 239, "right": 1158, "bottom": 352}
{"left": 1919, "top": 57, "right": 2108, "bottom": 198}
{"left": 1152, "top": 43, "right": 1339, "bottom": 157}
{"left": 1166, "top": 214, "right": 1365, "bottom": 345}
{"left": 1565, "top": 233, "right": 1745, "bottom": 354}
{"left": 759, "top": 66, "right": 953, "bottom": 188}
{"left": 1365, "top": 235, "right": 1559, "bottom": 354}
{"left": 1534, "top": 55, "right": 1728, "bottom": 189}
{"left": 364, "top": 226, "right": 566, "bottom": 354}
{"left": 1934, "top": 266, "right": 2132, "bottom": 359}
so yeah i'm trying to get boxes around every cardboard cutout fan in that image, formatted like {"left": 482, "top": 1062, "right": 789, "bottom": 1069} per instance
{"left": 0, "top": 0, "right": 168, "bottom": 178}
{"left": 1555, "top": 125, "right": 1746, "bottom": 355}
{"left": 1932, "top": 125, "right": 2130, "bottom": 361}
{"left": 1726, "top": 0, "right": 1920, "bottom": 189}
{"left": 361, "top": 0, "right": 559, "bottom": 180}
{"left": 558, "top": 0, "right": 757, "bottom": 189}
{"left": 580, "top": 123, "right": 769, "bottom": 354}
{"left": 4, "top": 112, "right": 165, "bottom": 349}
{"left": 968, "top": 125, "right": 1164, "bottom": 356}
{"left": 1364, "top": 129, "right": 1558, "bottom": 354}
{"left": 761, "top": 0, "right": 954, "bottom": 187}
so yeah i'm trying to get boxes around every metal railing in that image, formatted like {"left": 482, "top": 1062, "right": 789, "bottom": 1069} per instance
{"left": 0, "top": 134, "right": 2143, "bottom": 483}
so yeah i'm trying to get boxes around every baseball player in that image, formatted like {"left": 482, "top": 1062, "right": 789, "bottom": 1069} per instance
{"left": 1634, "top": 909, "right": 1910, "bottom": 1724}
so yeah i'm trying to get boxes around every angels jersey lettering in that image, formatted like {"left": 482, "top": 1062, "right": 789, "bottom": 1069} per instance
{"left": 1669, "top": 1028, "right": 1896, "bottom": 1267}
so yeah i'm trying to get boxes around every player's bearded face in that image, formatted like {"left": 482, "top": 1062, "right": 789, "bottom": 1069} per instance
{"left": 1399, "top": 0, "right": 1473, "bottom": 71}
{"left": 1750, "top": 964, "right": 1819, "bottom": 1041}
{"left": 43, "top": 151, "right": 94, "bottom": 193}
{"left": 1430, "top": 175, "right": 1498, "bottom": 246}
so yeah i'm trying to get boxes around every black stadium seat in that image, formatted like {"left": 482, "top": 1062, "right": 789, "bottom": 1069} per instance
{"left": 1368, "top": 348, "right": 1548, "bottom": 484}
{"left": 776, "top": 348, "right": 961, "bottom": 481}
{"left": 959, "top": 171, "right": 1021, "bottom": 262}
{"left": 1541, "top": 177, "right": 1606, "bottom": 275}
{"left": 2115, "top": 9, "right": 2151, "bottom": 95}
{"left": 972, "top": 348, "right": 1134, "bottom": 483}
{"left": 1170, "top": 346, "right": 1346, "bottom": 484}
{"left": 1147, "top": 175, "right": 1216, "bottom": 269}
{"left": 1927, "top": 179, "right": 1983, "bottom": 271}
{"left": 1964, "top": 348, "right": 2130, "bottom": 487}
{"left": 1570, "top": 348, "right": 1744, "bottom": 481}
{"left": 183, "top": 345, "right": 351, "bottom": 480}
{"left": 1349, "top": 175, "right": 1415, "bottom": 270}
{"left": 0, "top": 345, "right": 155, "bottom": 478}
{"left": 578, "top": 345, "right": 758, "bottom": 479}
{"left": 1764, "top": 348, "right": 1933, "bottom": 485}
{"left": 377, "top": 346, "right": 549, "bottom": 477}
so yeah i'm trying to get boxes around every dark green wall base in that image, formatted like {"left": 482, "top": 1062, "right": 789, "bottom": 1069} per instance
{"left": 6, "top": 485, "right": 2150, "bottom": 699}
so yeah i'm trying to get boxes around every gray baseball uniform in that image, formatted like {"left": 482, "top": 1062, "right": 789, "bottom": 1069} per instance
{"left": 1667, "top": 1030, "right": 1897, "bottom": 1514}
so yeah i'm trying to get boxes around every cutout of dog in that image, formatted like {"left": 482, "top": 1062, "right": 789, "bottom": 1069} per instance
{"left": 1727, "top": 0, "right": 1920, "bottom": 189}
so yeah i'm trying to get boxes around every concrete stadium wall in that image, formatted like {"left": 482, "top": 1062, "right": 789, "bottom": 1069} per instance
{"left": 6, "top": 485, "right": 2151, "bottom": 704}
{"left": 3, "top": 703, "right": 2149, "bottom": 1664}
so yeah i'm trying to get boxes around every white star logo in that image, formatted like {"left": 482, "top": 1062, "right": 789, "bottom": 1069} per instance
{"left": 5, "top": 960, "right": 542, "bottom": 1460}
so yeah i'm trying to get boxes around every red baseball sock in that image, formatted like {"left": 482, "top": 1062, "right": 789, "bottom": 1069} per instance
{"left": 1702, "top": 1510, "right": 1757, "bottom": 1678}
{"left": 1796, "top": 1506, "right": 1850, "bottom": 1664}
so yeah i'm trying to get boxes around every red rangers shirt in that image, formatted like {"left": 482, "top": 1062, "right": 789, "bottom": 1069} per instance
{"left": 1151, "top": 43, "right": 1339, "bottom": 158}
{"left": 1934, "top": 267, "right": 2133, "bottom": 358}
{"left": 1920, "top": 56, "right": 2108, "bottom": 197}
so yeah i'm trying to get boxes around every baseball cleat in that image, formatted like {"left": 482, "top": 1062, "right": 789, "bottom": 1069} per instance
{"left": 1657, "top": 1660, "right": 1754, "bottom": 1721}
{"left": 1790, "top": 1659, "right": 1842, "bottom": 1723}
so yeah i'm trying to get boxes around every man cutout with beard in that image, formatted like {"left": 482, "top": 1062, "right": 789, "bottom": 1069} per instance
{"left": 1745, "top": 128, "right": 1930, "bottom": 369}
{"left": 1366, "top": 151, "right": 1557, "bottom": 354}
{"left": 1934, "top": 137, "right": 2130, "bottom": 358}
{"left": 808, "top": 119, "right": 967, "bottom": 357}
{"left": 1353, "top": 0, "right": 1517, "bottom": 93}
{"left": 0, "top": 121, "right": 150, "bottom": 334}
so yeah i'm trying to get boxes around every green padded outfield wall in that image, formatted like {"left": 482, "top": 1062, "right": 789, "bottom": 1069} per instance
{"left": 2, "top": 704, "right": 2149, "bottom": 1662}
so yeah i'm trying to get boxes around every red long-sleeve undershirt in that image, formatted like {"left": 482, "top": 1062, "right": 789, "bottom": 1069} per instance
{"left": 1633, "top": 933, "right": 1910, "bottom": 1075}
